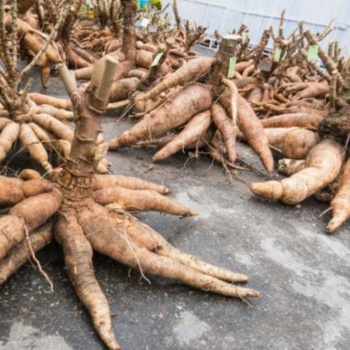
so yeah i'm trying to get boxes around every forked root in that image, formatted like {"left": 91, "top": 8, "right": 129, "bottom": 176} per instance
{"left": 77, "top": 202, "right": 258, "bottom": 298}
{"left": 93, "top": 186, "right": 197, "bottom": 216}
{"left": 54, "top": 210, "right": 120, "bottom": 350}
{"left": 109, "top": 211, "right": 249, "bottom": 283}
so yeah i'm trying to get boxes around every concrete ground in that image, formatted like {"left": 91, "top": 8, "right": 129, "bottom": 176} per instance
{"left": 0, "top": 72, "right": 350, "bottom": 350}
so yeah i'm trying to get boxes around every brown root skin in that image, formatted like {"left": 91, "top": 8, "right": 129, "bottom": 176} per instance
{"left": 261, "top": 113, "right": 325, "bottom": 129}
{"left": 10, "top": 191, "right": 62, "bottom": 232}
{"left": 0, "top": 176, "right": 25, "bottom": 206}
{"left": 110, "top": 212, "right": 249, "bottom": 283}
{"left": 109, "top": 84, "right": 213, "bottom": 150}
{"left": 78, "top": 202, "right": 259, "bottom": 299}
{"left": 0, "top": 123, "right": 20, "bottom": 162}
{"left": 251, "top": 138, "right": 344, "bottom": 205}
{"left": 0, "top": 56, "right": 259, "bottom": 350}
{"left": 262, "top": 127, "right": 319, "bottom": 159}
{"left": 0, "top": 221, "right": 53, "bottom": 285}
{"left": 0, "top": 215, "right": 26, "bottom": 260}
{"left": 108, "top": 77, "right": 140, "bottom": 102}
{"left": 277, "top": 159, "right": 306, "bottom": 176}
{"left": 221, "top": 91, "right": 274, "bottom": 173}
{"left": 152, "top": 110, "right": 212, "bottom": 162}
{"left": 293, "top": 82, "right": 330, "bottom": 100}
{"left": 29, "top": 93, "right": 72, "bottom": 110}
{"left": 326, "top": 159, "right": 350, "bottom": 233}
{"left": 211, "top": 103, "right": 237, "bottom": 163}
{"left": 19, "top": 124, "right": 52, "bottom": 172}
{"left": 92, "top": 174, "right": 171, "bottom": 194}
{"left": 54, "top": 211, "right": 120, "bottom": 350}
{"left": 134, "top": 57, "right": 216, "bottom": 113}
{"left": 21, "top": 178, "right": 53, "bottom": 198}
{"left": 93, "top": 186, "right": 197, "bottom": 216}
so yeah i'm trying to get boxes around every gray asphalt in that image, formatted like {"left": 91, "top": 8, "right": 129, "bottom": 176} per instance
{"left": 0, "top": 72, "right": 349, "bottom": 350}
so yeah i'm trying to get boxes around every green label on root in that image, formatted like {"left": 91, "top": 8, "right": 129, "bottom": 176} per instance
{"left": 227, "top": 57, "right": 237, "bottom": 78}
{"left": 307, "top": 45, "right": 319, "bottom": 62}
{"left": 151, "top": 52, "right": 164, "bottom": 67}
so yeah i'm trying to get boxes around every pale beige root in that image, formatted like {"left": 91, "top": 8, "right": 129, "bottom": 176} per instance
{"left": 74, "top": 66, "right": 93, "bottom": 80}
{"left": 36, "top": 105, "right": 74, "bottom": 121}
{"left": 28, "top": 93, "right": 72, "bottom": 110}
{"left": 67, "top": 47, "right": 91, "bottom": 69}
{"left": 110, "top": 211, "right": 248, "bottom": 283}
{"left": 10, "top": 192, "right": 62, "bottom": 232}
{"left": 0, "top": 221, "right": 53, "bottom": 285}
{"left": 92, "top": 174, "right": 171, "bottom": 194}
{"left": 95, "top": 159, "right": 110, "bottom": 174}
{"left": 314, "top": 174, "right": 342, "bottom": 203}
{"left": 221, "top": 92, "right": 274, "bottom": 172}
{"left": 135, "top": 49, "right": 154, "bottom": 69}
{"left": 251, "top": 139, "right": 344, "bottom": 204}
{"left": 261, "top": 113, "right": 325, "bottom": 129}
{"left": 0, "top": 176, "right": 25, "bottom": 206}
{"left": 19, "top": 124, "right": 52, "bottom": 172}
{"left": 134, "top": 85, "right": 184, "bottom": 116}
{"left": 109, "top": 84, "right": 213, "bottom": 150}
{"left": 326, "top": 158, "right": 350, "bottom": 233}
{"left": 54, "top": 212, "right": 120, "bottom": 350}
{"left": 78, "top": 203, "right": 259, "bottom": 299}
{"left": 29, "top": 122, "right": 70, "bottom": 158}
{"left": 135, "top": 134, "right": 176, "bottom": 149}
{"left": 235, "top": 60, "right": 255, "bottom": 73}
{"left": 32, "top": 113, "right": 74, "bottom": 141}
{"left": 0, "top": 117, "right": 12, "bottom": 130}
{"left": 135, "top": 41, "right": 158, "bottom": 53}
{"left": 278, "top": 158, "right": 306, "bottom": 176}
{"left": 0, "top": 122, "right": 20, "bottom": 161}
{"left": 21, "top": 178, "right": 53, "bottom": 198}
{"left": 262, "top": 127, "right": 319, "bottom": 159}
{"left": 93, "top": 186, "right": 197, "bottom": 216}
{"left": 0, "top": 215, "right": 26, "bottom": 260}
{"left": 41, "top": 66, "right": 51, "bottom": 89}
{"left": 127, "top": 68, "right": 148, "bottom": 80}
{"left": 211, "top": 103, "right": 237, "bottom": 163}
{"left": 152, "top": 110, "right": 212, "bottom": 162}
{"left": 134, "top": 57, "right": 216, "bottom": 112}
{"left": 29, "top": 122, "right": 53, "bottom": 143}
{"left": 19, "top": 169, "right": 41, "bottom": 180}
{"left": 293, "top": 82, "right": 330, "bottom": 100}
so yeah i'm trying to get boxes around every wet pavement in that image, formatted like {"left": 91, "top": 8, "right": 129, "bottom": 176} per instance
{"left": 0, "top": 72, "right": 350, "bottom": 350}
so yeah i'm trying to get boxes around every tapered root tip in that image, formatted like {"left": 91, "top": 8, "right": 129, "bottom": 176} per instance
{"left": 243, "top": 288, "right": 260, "bottom": 298}
{"left": 250, "top": 181, "right": 283, "bottom": 200}
{"left": 185, "top": 210, "right": 198, "bottom": 217}
{"left": 162, "top": 188, "right": 172, "bottom": 195}
{"left": 325, "top": 217, "right": 344, "bottom": 234}
{"left": 94, "top": 321, "right": 121, "bottom": 350}
{"left": 232, "top": 273, "right": 249, "bottom": 283}
{"left": 108, "top": 139, "right": 120, "bottom": 150}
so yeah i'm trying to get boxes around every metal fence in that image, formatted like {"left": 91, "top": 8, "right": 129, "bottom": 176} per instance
{"left": 163, "top": 0, "right": 350, "bottom": 52}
